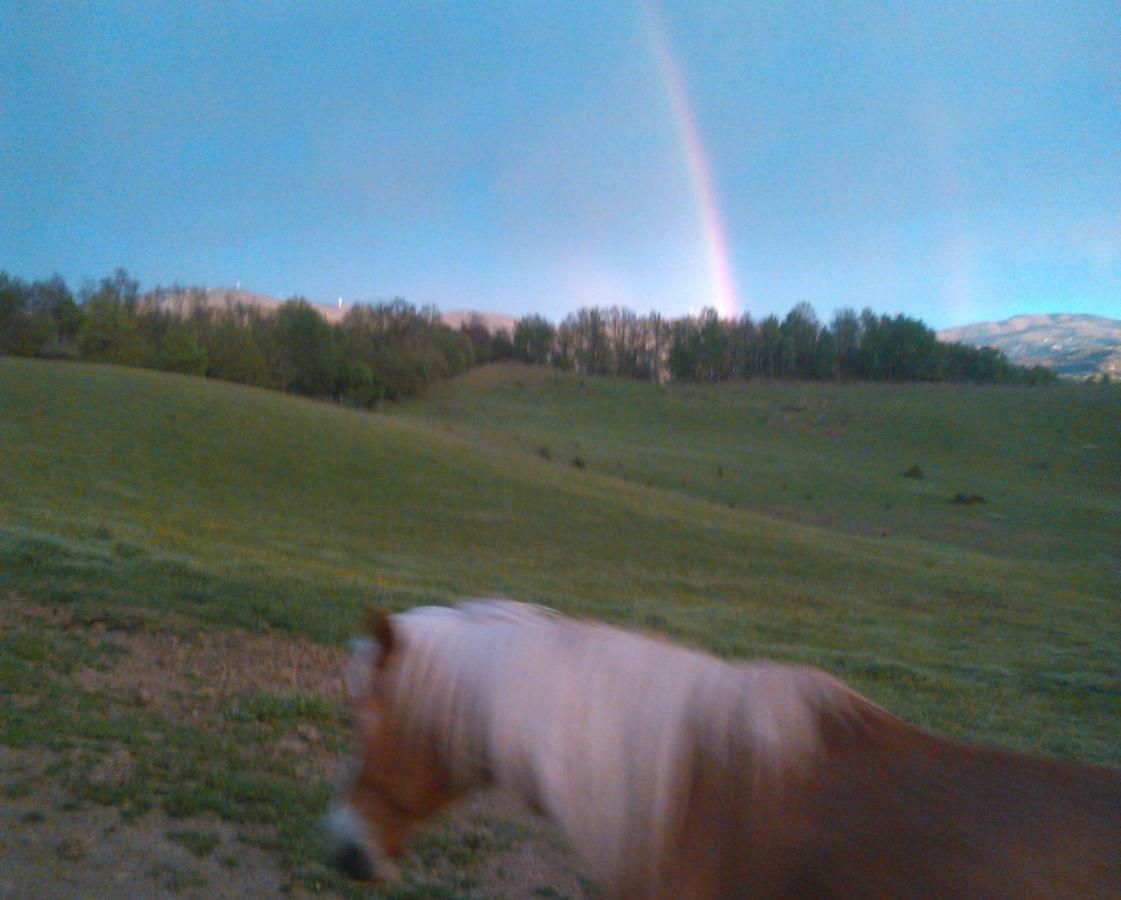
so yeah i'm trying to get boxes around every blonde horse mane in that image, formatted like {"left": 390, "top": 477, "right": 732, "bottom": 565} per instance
{"left": 362, "top": 599, "right": 856, "bottom": 894}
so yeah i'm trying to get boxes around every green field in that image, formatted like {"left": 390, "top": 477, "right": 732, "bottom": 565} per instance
{"left": 2, "top": 357, "right": 1119, "bottom": 894}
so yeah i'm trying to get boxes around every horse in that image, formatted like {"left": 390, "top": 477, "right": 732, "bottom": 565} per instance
{"left": 324, "top": 599, "right": 1121, "bottom": 898}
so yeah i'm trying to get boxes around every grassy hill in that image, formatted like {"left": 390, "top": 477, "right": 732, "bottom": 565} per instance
{"left": 406, "top": 364, "right": 1121, "bottom": 581}
{"left": 2, "top": 358, "right": 1119, "bottom": 893}
{"left": 3, "top": 357, "right": 1119, "bottom": 746}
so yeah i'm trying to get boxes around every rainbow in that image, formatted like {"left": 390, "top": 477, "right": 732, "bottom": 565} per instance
{"left": 643, "top": 3, "right": 740, "bottom": 320}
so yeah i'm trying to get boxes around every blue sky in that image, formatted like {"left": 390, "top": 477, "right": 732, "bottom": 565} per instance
{"left": 2, "top": 1, "right": 1118, "bottom": 329}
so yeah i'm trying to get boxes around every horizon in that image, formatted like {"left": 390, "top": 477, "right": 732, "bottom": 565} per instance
{"left": 161, "top": 283, "right": 1121, "bottom": 331}
{"left": 3, "top": 3, "right": 1118, "bottom": 330}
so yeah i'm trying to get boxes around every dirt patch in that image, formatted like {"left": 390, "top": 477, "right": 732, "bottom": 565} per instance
{"left": 1, "top": 749, "right": 591, "bottom": 899}
{"left": 3, "top": 600, "right": 347, "bottom": 719}
{"left": 1, "top": 752, "right": 296, "bottom": 899}
{"left": 1, "top": 596, "right": 595, "bottom": 898}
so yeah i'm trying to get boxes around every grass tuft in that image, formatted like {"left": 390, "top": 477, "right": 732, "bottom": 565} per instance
{"left": 166, "top": 828, "right": 222, "bottom": 857}
{"left": 225, "top": 691, "right": 337, "bottom": 725}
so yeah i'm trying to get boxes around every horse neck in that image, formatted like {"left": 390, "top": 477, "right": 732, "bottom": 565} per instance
{"left": 480, "top": 624, "right": 792, "bottom": 891}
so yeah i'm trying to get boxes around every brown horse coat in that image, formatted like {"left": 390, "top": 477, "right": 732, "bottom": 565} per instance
{"left": 326, "top": 600, "right": 1121, "bottom": 898}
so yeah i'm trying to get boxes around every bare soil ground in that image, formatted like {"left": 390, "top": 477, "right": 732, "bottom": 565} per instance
{"left": 1, "top": 597, "right": 594, "bottom": 898}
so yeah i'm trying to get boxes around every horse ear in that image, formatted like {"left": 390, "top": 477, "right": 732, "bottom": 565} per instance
{"left": 365, "top": 607, "right": 396, "bottom": 668}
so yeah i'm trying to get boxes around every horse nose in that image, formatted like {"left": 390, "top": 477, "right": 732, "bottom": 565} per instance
{"left": 322, "top": 805, "right": 378, "bottom": 882}
{"left": 331, "top": 839, "right": 377, "bottom": 881}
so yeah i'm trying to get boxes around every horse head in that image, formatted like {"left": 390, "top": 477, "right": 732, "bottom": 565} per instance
{"left": 323, "top": 608, "right": 466, "bottom": 883}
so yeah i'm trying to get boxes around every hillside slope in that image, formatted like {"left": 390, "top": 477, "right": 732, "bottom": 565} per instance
{"left": 1, "top": 359, "right": 1118, "bottom": 749}
{"left": 938, "top": 313, "right": 1121, "bottom": 378}
{"left": 407, "top": 364, "right": 1121, "bottom": 572}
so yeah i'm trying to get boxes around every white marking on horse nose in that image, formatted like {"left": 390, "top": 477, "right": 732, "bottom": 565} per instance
{"left": 322, "top": 802, "right": 400, "bottom": 883}
{"left": 324, "top": 804, "right": 375, "bottom": 880}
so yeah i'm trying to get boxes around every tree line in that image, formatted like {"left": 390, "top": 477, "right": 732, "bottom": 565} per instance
{"left": 514, "top": 302, "right": 1055, "bottom": 385}
{"left": 1, "top": 269, "right": 1053, "bottom": 407}
{"left": 0, "top": 269, "right": 517, "bottom": 405}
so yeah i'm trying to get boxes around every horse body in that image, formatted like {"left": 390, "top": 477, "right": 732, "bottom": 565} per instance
{"left": 326, "top": 600, "right": 1121, "bottom": 897}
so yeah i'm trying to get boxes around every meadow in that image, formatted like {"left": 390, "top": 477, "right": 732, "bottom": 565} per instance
{"left": 1, "top": 357, "right": 1118, "bottom": 896}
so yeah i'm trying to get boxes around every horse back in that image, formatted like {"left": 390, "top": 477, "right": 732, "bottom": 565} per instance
{"left": 666, "top": 695, "right": 1121, "bottom": 898}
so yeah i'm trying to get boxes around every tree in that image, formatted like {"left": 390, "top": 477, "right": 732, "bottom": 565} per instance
{"left": 275, "top": 299, "right": 333, "bottom": 396}
{"left": 460, "top": 314, "right": 496, "bottom": 365}
{"left": 154, "top": 325, "right": 208, "bottom": 376}
{"left": 759, "top": 315, "right": 781, "bottom": 377}
{"left": 490, "top": 327, "right": 514, "bottom": 362}
{"left": 856, "top": 309, "right": 885, "bottom": 379}
{"left": 77, "top": 296, "right": 146, "bottom": 366}
{"left": 207, "top": 314, "right": 271, "bottom": 386}
{"left": 728, "top": 314, "right": 759, "bottom": 379}
{"left": 567, "top": 308, "right": 608, "bottom": 375}
{"left": 644, "top": 312, "right": 669, "bottom": 383}
{"left": 0, "top": 272, "right": 30, "bottom": 355}
{"left": 887, "top": 315, "right": 938, "bottom": 381}
{"left": 668, "top": 316, "right": 700, "bottom": 381}
{"left": 607, "top": 306, "right": 641, "bottom": 376}
{"left": 98, "top": 268, "right": 140, "bottom": 310}
{"left": 25, "top": 275, "right": 80, "bottom": 358}
{"left": 513, "top": 315, "right": 556, "bottom": 365}
{"left": 334, "top": 356, "right": 377, "bottom": 407}
{"left": 333, "top": 299, "right": 475, "bottom": 401}
{"left": 780, "top": 302, "right": 820, "bottom": 378}
{"left": 829, "top": 308, "right": 861, "bottom": 381}
{"left": 553, "top": 319, "right": 576, "bottom": 370}
{"left": 697, "top": 308, "right": 730, "bottom": 381}
{"left": 434, "top": 326, "right": 474, "bottom": 377}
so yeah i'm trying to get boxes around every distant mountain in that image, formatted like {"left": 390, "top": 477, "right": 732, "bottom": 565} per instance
{"left": 158, "top": 287, "right": 516, "bottom": 333}
{"left": 203, "top": 287, "right": 346, "bottom": 322}
{"left": 937, "top": 314, "right": 1121, "bottom": 378}
{"left": 439, "top": 309, "right": 518, "bottom": 335}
